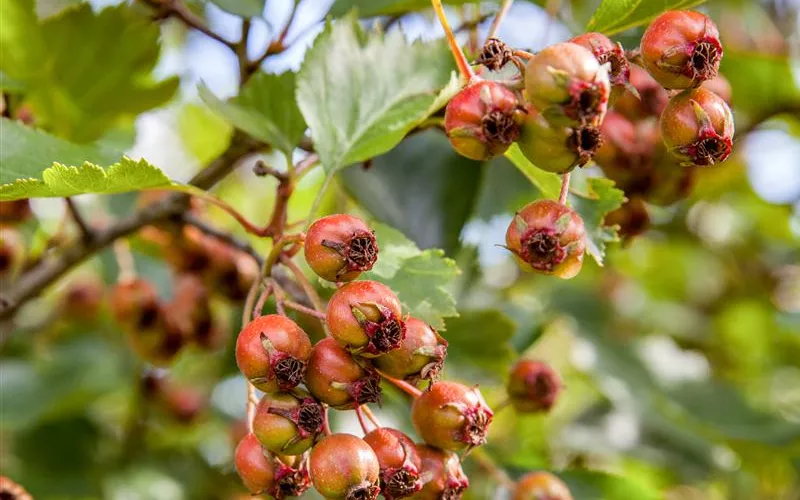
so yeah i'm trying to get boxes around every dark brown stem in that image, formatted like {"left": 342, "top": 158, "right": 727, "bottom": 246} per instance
{"left": 65, "top": 197, "right": 94, "bottom": 243}
{"left": 144, "top": 0, "right": 237, "bottom": 51}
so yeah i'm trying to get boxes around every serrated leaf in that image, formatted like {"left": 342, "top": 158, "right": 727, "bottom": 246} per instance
{"left": 200, "top": 71, "right": 306, "bottom": 155}
{"left": 207, "top": 0, "right": 264, "bottom": 18}
{"left": 296, "top": 14, "right": 457, "bottom": 173}
{"left": 568, "top": 178, "right": 625, "bottom": 266}
{"left": 443, "top": 309, "right": 516, "bottom": 378}
{"left": 504, "top": 144, "right": 562, "bottom": 200}
{"left": 586, "top": 0, "right": 707, "bottom": 36}
{"left": 328, "top": 0, "right": 482, "bottom": 17}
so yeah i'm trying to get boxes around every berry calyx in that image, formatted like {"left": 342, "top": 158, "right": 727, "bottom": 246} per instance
{"left": 640, "top": 10, "right": 722, "bottom": 89}
{"left": 505, "top": 200, "right": 586, "bottom": 279}
{"left": 364, "top": 428, "right": 423, "bottom": 499}
{"left": 507, "top": 360, "right": 562, "bottom": 413}
{"left": 305, "top": 337, "right": 382, "bottom": 409}
{"left": 305, "top": 214, "right": 379, "bottom": 282}
{"left": 445, "top": 80, "right": 523, "bottom": 160}
{"left": 512, "top": 471, "right": 573, "bottom": 500}
{"left": 569, "top": 32, "right": 630, "bottom": 99}
{"left": 326, "top": 280, "right": 406, "bottom": 356}
{"left": 411, "top": 381, "right": 493, "bottom": 452}
{"left": 660, "top": 87, "right": 734, "bottom": 166}
{"left": 476, "top": 37, "right": 513, "bottom": 71}
{"left": 413, "top": 445, "right": 469, "bottom": 500}
{"left": 252, "top": 390, "right": 324, "bottom": 455}
{"left": 236, "top": 314, "right": 312, "bottom": 393}
{"left": 613, "top": 64, "right": 670, "bottom": 121}
{"left": 235, "top": 433, "right": 310, "bottom": 498}
{"left": 517, "top": 106, "right": 603, "bottom": 173}
{"left": 373, "top": 317, "right": 448, "bottom": 386}
{"left": 310, "top": 434, "right": 381, "bottom": 500}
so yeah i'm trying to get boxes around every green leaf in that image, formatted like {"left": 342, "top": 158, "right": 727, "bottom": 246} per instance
{"left": 443, "top": 309, "right": 516, "bottom": 378}
{"left": 560, "top": 470, "right": 661, "bottom": 500}
{"left": 200, "top": 71, "right": 306, "bottom": 155}
{"left": 328, "top": 0, "right": 481, "bottom": 17}
{"left": 568, "top": 178, "right": 625, "bottom": 266}
{"left": 0, "top": 70, "right": 24, "bottom": 92}
{"left": 177, "top": 103, "right": 234, "bottom": 164}
{"left": 296, "top": 14, "right": 457, "bottom": 173}
{"left": 586, "top": 0, "right": 707, "bottom": 36}
{"left": 504, "top": 144, "right": 562, "bottom": 200}
{"left": 721, "top": 52, "right": 800, "bottom": 120}
{"left": 207, "top": 0, "right": 264, "bottom": 18}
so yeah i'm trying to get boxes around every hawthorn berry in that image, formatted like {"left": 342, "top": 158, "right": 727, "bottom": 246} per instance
{"left": 569, "top": 32, "right": 630, "bottom": 101}
{"left": 512, "top": 471, "right": 573, "bottom": 500}
{"left": 594, "top": 112, "right": 659, "bottom": 172}
{"left": 411, "top": 445, "right": 469, "bottom": 500}
{"left": 170, "top": 274, "right": 227, "bottom": 349}
{"left": 505, "top": 200, "right": 586, "bottom": 279}
{"left": 364, "top": 428, "right": 423, "bottom": 499}
{"left": 310, "top": 433, "right": 381, "bottom": 500}
{"left": 507, "top": 360, "right": 562, "bottom": 413}
{"left": 517, "top": 105, "right": 603, "bottom": 173}
{"left": 373, "top": 317, "right": 447, "bottom": 386}
{"left": 159, "top": 383, "right": 207, "bottom": 423}
{"left": 640, "top": 10, "right": 722, "bottom": 89}
{"left": 0, "top": 199, "right": 32, "bottom": 224}
{"left": 444, "top": 80, "right": 522, "bottom": 160}
{"left": 411, "top": 381, "right": 493, "bottom": 452}
{"left": 305, "top": 214, "right": 378, "bottom": 282}
{"left": 236, "top": 314, "right": 312, "bottom": 393}
{"left": 252, "top": 390, "right": 324, "bottom": 455}
{"left": 611, "top": 64, "right": 670, "bottom": 121}
{"left": 524, "top": 42, "right": 610, "bottom": 126}
{"left": 0, "top": 226, "right": 25, "bottom": 283}
{"left": 235, "top": 433, "right": 310, "bottom": 498}
{"left": 305, "top": 337, "right": 382, "bottom": 409}
{"left": 603, "top": 198, "right": 651, "bottom": 242}
{"left": 326, "top": 280, "right": 406, "bottom": 356}
{"left": 660, "top": 87, "right": 734, "bottom": 166}
{"left": 61, "top": 276, "right": 105, "bottom": 322}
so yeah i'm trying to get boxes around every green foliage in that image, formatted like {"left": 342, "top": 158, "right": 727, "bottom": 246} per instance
{"left": 569, "top": 178, "right": 625, "bottom": 266}
{"left": 504, "top": 144, "right": 563, "bottom": 200}
{"left": 560, "top": 470, "right": 661, "bottom": 500}
{"left": 444, "top": 309, "right": 516, "bottom": 379}
{"left": 207, "top": 0, "right": 265, "bottom": 18}
{"left": 721, "top": 52, "right": 800, "bottom": 119}
{"left": 328, "top": 0, "right": 481, "bottom": 17}
{"left": 177, "top": 103, "right": 234, "bottom": 164}
{"left": 587, "top": 0, "right": 707, "bottom": 35}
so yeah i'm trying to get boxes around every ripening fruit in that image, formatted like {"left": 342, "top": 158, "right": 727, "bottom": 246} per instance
{"left": 411, "top": 381, "right": 493, "bottom": 452}
{"left": 507, "top": 360, "right": 563, "bottom": 413}
{"left": 373, "top": 317, "right": 447, "bottom": 386}
{"left": 236, "top": 314, "right": 312, "bottom": 393}
{"left": 207, "top": 240, "right": 259, "bottom": 301}
{"left": 160, "top": 384, "right": 207, "bottom": 423}
{"left": 326, "top": 280, "right": 406, "bottom": 356}
{"left": 310, "top": 434, "right": 381, "bottom": 500}
{"left": 410, "top": 445, "right": 469, "bottom": 500}
{"left": 305, "top": 214, "right": 379, "bottom": 282}
{"left": 61, "top": 276, "right": 105, "bottom": 322}
{"left": 364, "top": 428, "right": 423, "bottom": 499}
{"left": 603, "top": 197, "right": 651, "bottom": 243}
{"left": 505, "top": 200, "right": 586, "bottom": 279}
{"left": 170, "top": 274, "right": 227, "bottom": 349}
{"left": 445, "top": 80, "right": 523, "bottom": 160}
{"left": 235, "top": 433, "right": 310, "bottom": 498}
{"left": 594, "top": 112, "right": 660, "bottom": 172}
{"left": 660, "top": 87, "right": 734, "bottom": 166}
{"left": 524, "top": 42, "right": 610, "bottom": 126}
{"left": 512, "top": 471, "right": 573, "bottom": 500}
{"left": 252, "top": 390, "right": 325, "bottom": 456}
{"left": 305, "top": 337, "right": 382, "bottom": 409}
{"left": 640, "top": 10, "right": 723, "bottom": 89}
{"left": 0, "top": 226, "right": 25, "bottom": 283}
{"left": 569, "top": 32, "right": 630, "bottom": 101}
{"left": 612, "top": 64, "right": 670, "bottom": 121}
{"left": 0, "top": 199, "right": 32, "bottom": 224}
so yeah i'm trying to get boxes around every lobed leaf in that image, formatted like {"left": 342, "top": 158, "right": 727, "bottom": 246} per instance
{"left": 586, "top": 0, "right": 707, "bottom": 36}
{"left": 443, "top": 309, "right": 516, "bottom": 379}
{"left": 568, "top": 178, "right": 626, "bottom": 266}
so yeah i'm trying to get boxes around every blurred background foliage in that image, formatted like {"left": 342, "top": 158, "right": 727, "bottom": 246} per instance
{"left": 1, "top": 0, "right": 799, "bottom": 499}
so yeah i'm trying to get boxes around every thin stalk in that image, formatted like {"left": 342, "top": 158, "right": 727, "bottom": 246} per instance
{"left": 362, "top": 405, "right": 381, "bottom": 428}
{"left": 376, "top": 369, "right": 422, "bottom": 398}
{"left": 430, "top": 0, "right": 475, "bottom": 80}
{"left": 487, "top": 0, "right": 514, "bottom": 39}
{"left": 559, "top": 172, "right": 571, "bottom": 205}
{"left": 283, "top": 299, "right": 327, "bottom": 320}
{"left": 355, "top": 405, "right": 373, "bottom": 434}
{"left": 280, "top": 256, "right": 325, "bottom": 313}
{"left": 470, "top": 448, "right": 515, "bottom": 489}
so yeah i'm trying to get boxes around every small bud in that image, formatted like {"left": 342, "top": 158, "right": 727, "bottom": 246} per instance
{"left": 660, "top": 87, "right": 734, "bottom": 166}
{"left": 310, "top": 434, "right": 381, "bottom": 500}
{"left": 507, "top": 360, "right": 563, "bottom": 413}
{"left": 305, "top": 337, "right": 382, "bottom": 409}
{"left": 253, "top": 390, "right": 324, "bottom": 456}
{"left": 373, "top": 317, "right": 448, "bottom": 386}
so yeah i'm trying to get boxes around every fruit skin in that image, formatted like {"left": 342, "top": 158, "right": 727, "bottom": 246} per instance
{"left": 445, "top": 80, "right": 522, "bottom": 160}
{"left": 524, "top": 42, "right": 610, "bottom": 126}
{"left": 252, "top": 390, "right": 324, "bottom": 456}
{"left": 326, "top": 280, "right": 406, "bottom": 356}
{"left": 640, "top": 10, "right": 722, "bottom": 89}
{"left": 305, "top": 214, "right": 379, "bottom": 282}
{"left": 411, "top": 381, "right": 493, "bottom": 452}
{"left": 569, "top": 32, "right": 630, "bottom": 102}
{"left": 61, "top": 276, "right": 105, "bottom": 322}
{"left": 603, "top": 197, "right": 651, "bottom": 243}
{"left": 0, "top": 199, "right": 32, "bottom": 224}
{"left": 236, "top": 314, "right": 312, "bottom": 393}
{"left": 309, "top": 434, "right": 381, "bottom": 500}
{"left": 507, "top": 360, "right": 563, "bottom": 413}
{"left": 305, "top": 337, "right": 382, "bottom": 409}
{"left": 512, "top": 471, "right": 573, "bottom": 500}
{"left": 373, "top": 317, "right": 447, "bottom": 386}
{"left": 410, "top": 445, "right": 469, "bottom": 500}
{"left": 660, "top": 87, "right": 734, "bottom": 166}
{"left": 613, "top": 64, "right": 669, "bottom": 121}
{"left": 235, "top": 433, "right": 310, "bottom": 498}
{"left": 505, "top": 200, "right": 586, "bottom": 279}
{"left": 0, "top": 226, "right": 25, "bottom": 283}
{"left": 364, "top": 428, "right": 423, "bottom": 499}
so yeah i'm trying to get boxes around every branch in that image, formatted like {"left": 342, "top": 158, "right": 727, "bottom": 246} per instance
{"left": 143, "top": 0, "right": 237, "bottom": 51}
{"left": 486, "top": 0, "right": 513, "bottom": 39}
{"left": 65, "top": 197, "right": 94, "bottom": 244}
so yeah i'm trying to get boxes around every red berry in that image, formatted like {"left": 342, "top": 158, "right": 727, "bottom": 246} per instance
{"left": 445, "top": 80, "right": 522, "bottom": 160}
{"left": 305, "top": 337, "right": 382, "bottom": 408}
{"left": 236, "top": 314, "right": 312, "bottom": 393}
{"left": 411, "top": 381, "right": 493, "bottom": 452}
{"left": 326, "top": 280, "right": 406, "bottom": 356}
{"left": 305, "top": 214, "right": 379, "bottom": 282}
{"left": 640, "top": 10, "right": 722, "bottom": 89}
{"left": 594, "top": 112, "right": 659, "bottom": 172}
{"left": 61, "top": 276, "right": 105, "bottom": 322}
{"left": 161, "top": 384, "right": 207, "bottom": 423}
{"left": 310, "top": 434, "right": 381, "bottom": 500}
{"left": 613, "top": 64, "right": 670, "bottom": 121}
{"left": 507, "top": 360, "right": 563, "bottom": 413}
{"left": 411, "top": 445, "right": 469, "bottom": 500}
{"left": 252, "top": 390, "right": 324, "bottom": 455}
{"left": 170, "top": 274, "right": 226, "bottom": 349}
{"left": 701, "top": 74, "right": 732, "bottom": 104}
{"left": 660, "top": 87, "right": 734, "bottom": 166}
{"left": 364, "top": 428, "right": 423, "bottom": 499}
{"left": 512, "top": 471, "right": 573, "bottom": 500}
{"left": 0, "top": 199, "right": 32, "bottom": 224}
{"left": 569, "top": 32, "right": 630, "bottom": 100}
{"left": 373, "top": 317, "right": 447, "bottom": 386}
{"left": 235, "top": 433, "right": 310, "bottom": 498}
{"left": 603, "top": 197, "right": 650, "bottom": 243}
{"left": 505, "top": 200, "right": 586, "bottom": 279}
{"left": 0, "top": 226, "right": 25, "bottom": 283}
{"left": 524, "top": 43, "right": 610, "bottom": 126}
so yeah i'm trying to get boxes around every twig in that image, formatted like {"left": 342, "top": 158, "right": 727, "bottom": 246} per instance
{"left": 362, "top": 405, "right": 381, "bottom": 428}
{"left": 146, "top": 0, "right": 237, "bottom": 50}
{"left": 283, "top": 299, "right": 327, "bottom": 320}
{"left": 376, "top": 369, "right": 422, "bottom": 398}
{"left": 454, "top": 13, "right": 493, "bottom": 35}
{"left": 280, "top": 256, "right": 325, "bottom": 314}
{"left": 355, "top": 405, "right": 373, "bottom": 434}
{"left": 486, "top": 0, "right": 513, "bottom": 39}
{"left": 182, "top": 213, "right": 263, "bottom": 266}
{"left": 65, "top": 198, "right": 94, "bottom": 243}
{"left": 512, "top": 49, "right": 534, "bottom": 60}
{"left": 559, "top": 172, "right": 571, "bottom": 205}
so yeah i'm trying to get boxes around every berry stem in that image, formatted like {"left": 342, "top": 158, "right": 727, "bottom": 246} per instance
{"left": 558, "top": 172, "right": 571, "bottom": 205}
{"left": 354, "top": 405, "right": 373, "bottom": 434}
{"left": 282, "top": 298, "right": 327, "bottom": 320}
{"left": 65, "top": 197, "right": 94, "bottom": 244}
{"left": 376, "top": 369, "right": 422, "bottom": 399}
{"left": 430, "top": 0, "right": 475, "bottom": 81}
{"left": 322, "top": 407, "right": 332, "bottom": 436}
{"left": 280, "top": 255, "right": 326, "bottom": 315}
{"left": 362, "top": 404, "right": 382, "bottom": 428}
{"left": 492, "top": 398, "right": 511, "bottom": 414}
{"left": 253, "top": 282, "right": 274, "bottom": 319}
{"left": 512, "top": 49, "right": 534, "bottom": 60}
{"left": 487, "top": 0, "right": 514, "bottom": 39}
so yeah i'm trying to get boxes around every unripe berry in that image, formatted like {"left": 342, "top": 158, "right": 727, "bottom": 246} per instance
{"left": 305, "top": 337, "right": 382, "bottom": 409}
{"left": 310, "top": 434, "right": 381, "bottom": 500}
{"left": 0, "top": 199, "right": 32, "bottom": 224}
{"left": 326, "top": 280, "right": 406, "bottom": 356}
{"left": 373, "top": 317, "right": 447, "bottom": 386}
{"left": 410, "top": 445, "right": 469, "bottom": 500}
{"left": 613, "top": 64, "right": 670, "bottom": 121}
{"left": 569, "top": 32, "right": 630, "bottom": 101}
{"left": 305, "top": 214, "right": 379, "bottom": 282}
{"left": 236, "top": 314, "right": 312, "bottom": 393}
{"left": 445, "top": 80, "right": 522, "bottom": 160}
{"left": 660, "top": 87, "right": 734, "bottom": 166}
{"left": 524, "top": 43, "right": 610, "bottom": 126}
{"left": 411, "top": 381, "right": 493, "bottom": 452}
{"left": 507, "top": 360, "right": 562, "bottom": 413}
{"left": 505, "top": 200, "right": 586, "bottom": 279}
{"left": 603, "top": 197, "right": 650, "bottom": 242}
{"left": 640, "top": 10, "right": 722, "bottom": 89}
{"left": 0, "top": 226, "right": 25, "bottom": 283}
{"left": 252, "top": 390, "right": 325, "bottom": 455}
{"left": 512, "top": 471, "right": 573, "bottom": 500}
{"left": 235, "top": 433, "right": 310, "bottom": 498}
{"left": 517, "top": 106, "right": 602, "bottom": 174}
{"left": 364, "top": 428, "right": 423, "bottom": 499}
{"left": 0, "top": 476, "right": 32, "bottom": 500}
